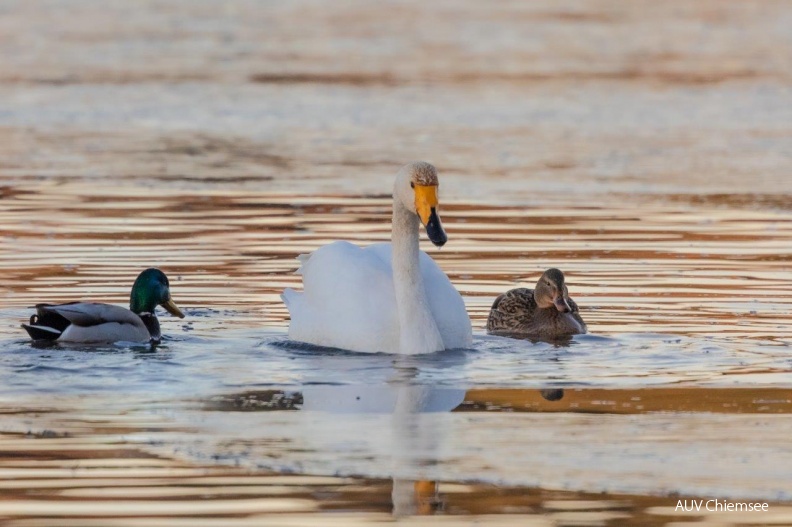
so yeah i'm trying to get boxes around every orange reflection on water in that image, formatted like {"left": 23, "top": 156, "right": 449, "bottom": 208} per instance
{"left": 1, "top": 181, "right": 790, "bottom": 343}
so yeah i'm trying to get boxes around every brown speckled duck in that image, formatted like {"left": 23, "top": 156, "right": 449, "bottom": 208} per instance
{"left": 487, "top": 268, "right": 586, "bottom": 339}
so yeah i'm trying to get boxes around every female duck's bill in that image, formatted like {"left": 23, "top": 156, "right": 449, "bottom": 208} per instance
{"left": 22, "top": 268, "right": 184, "bottom": 344}
{"left": 486, "top": 268, "right": 587, "bottom": 339}
{"left": 281, "top": 161, "right": 473, "bottom": 355}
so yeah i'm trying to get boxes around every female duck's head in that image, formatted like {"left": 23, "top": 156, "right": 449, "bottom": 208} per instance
{"left": 394, "top": 161, "right": 447, "bottom": 247}
{"left": 534, "top": 268, "right": 572, "bottom": 313}
{"left": 129, "top": 268, "right": 185, "bottom": 318}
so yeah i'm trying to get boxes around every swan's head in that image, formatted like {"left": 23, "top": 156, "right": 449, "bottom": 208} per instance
{"left": 395, "top": 161, "right": 447, "bottom": 247}
{"left": 534, "top": 268, "right": 572, "bottom": 313}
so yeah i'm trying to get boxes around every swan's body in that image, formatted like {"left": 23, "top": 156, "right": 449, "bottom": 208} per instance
{"left": 282, "top": 241, "right": 470, "bottom": 353}
{"left": 282, "top": 162, "right": 472, "bottom": 355}
{"left": 22, "top": 268, "right": 185, "bottom": 344}
{"left": 487, "top": 268, "right": 586, "bottom": 339}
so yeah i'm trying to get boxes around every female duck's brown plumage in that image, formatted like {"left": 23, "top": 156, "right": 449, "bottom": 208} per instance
{"left": 487, "top": 268, "right": 586, "bottom": 339}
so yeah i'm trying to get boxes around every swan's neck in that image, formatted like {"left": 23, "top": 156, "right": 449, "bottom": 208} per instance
{"left": 391, "top": 200, "right": 444, "bottom": 354}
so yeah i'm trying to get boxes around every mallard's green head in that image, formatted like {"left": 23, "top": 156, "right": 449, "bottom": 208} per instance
{"left": 129, "top": 268, "right": 185, "bottom": 318}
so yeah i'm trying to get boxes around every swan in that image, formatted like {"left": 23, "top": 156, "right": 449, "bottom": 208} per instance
{"left": 22, "top": 268, "right": 185, "bottom": 343}
{"left": 281, "top": 161, "right": 472, "bottom": 354}
{"left": 487, "top": 268, "right": 586, "bottom": 339}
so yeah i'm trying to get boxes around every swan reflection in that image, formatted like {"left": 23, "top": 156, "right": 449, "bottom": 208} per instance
{"left": 202, "top": 366, "right": 566, "bottom": 517}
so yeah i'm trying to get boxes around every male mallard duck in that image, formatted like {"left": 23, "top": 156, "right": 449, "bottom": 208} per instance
{"left": 22, "top": 268, "right": 185, "bottom": 343}
{"left": 282, "top": 161, "right": 472, "bottom": 355}
{"left": 487, "top": 268, "right": 586, "bottom": 339}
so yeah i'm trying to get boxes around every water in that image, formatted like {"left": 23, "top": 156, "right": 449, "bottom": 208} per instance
{"left": 1, "top": 186, "right": 790, "bottom": 525}
{"left": 1, "top": 0, "right": 792, "bottom": 525}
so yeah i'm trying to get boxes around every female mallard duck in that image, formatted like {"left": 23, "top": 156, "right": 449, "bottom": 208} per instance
{"left": 282, "top": 161, "right": 472, "bottom": 355}
{"left": 487, "top": 268, "right": 586, "bottom": 339}
{"left": 22, "top": 268, "right": 185, "bottom": 344}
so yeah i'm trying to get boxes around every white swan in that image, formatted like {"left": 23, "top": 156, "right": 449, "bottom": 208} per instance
{"left": 281, "top": 161, "right": 472, "bottom": 354}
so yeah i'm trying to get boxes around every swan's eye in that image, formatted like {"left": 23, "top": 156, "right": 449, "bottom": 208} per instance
{"left": 410, "top": 182, "right": 415, "bottom": 189}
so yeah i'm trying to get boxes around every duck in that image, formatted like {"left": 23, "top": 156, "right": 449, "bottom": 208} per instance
{"left": 22, "top": 268, "right": 185, "bottom": 344}
{"left": 282, "top": 161, "right": 472, "bottom": 355}
{"left": 487, "top": 268, "right": 586, "bottom": 339}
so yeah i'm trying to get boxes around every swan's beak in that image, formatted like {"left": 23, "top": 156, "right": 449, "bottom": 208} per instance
{"left": 424, "top": 208, "right": 447, "bottom": 247}
{"left": 162, "top": 297, "right": 185, "bottom": 318}
{"left": 415, "top": 184, "right": 447, "bottom": 247}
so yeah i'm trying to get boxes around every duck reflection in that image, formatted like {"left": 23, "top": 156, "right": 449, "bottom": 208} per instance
{"left": 490, "top": 332, "right": 577, "bottom": 347}
{"left": 539, "top": 388, "right": 565, "bottom": 401}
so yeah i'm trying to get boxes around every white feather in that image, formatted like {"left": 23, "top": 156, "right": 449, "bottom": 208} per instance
{"left": 284, "top": 241, "right": 471, "bottom": 354}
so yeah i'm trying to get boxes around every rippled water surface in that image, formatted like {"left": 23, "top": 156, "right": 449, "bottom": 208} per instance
{"left": 1, "top": 0, "right": 792, "bottom": 525}
{"left": 2, "top": 175, "right": 791, "bottom": 526}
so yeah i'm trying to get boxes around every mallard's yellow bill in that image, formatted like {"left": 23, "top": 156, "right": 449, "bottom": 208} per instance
{"left": 163, "top": 298, "right": 185, "bottom": 318}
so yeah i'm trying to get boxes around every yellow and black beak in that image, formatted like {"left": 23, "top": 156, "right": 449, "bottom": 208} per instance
{"left": 414, "top": 184, "right": 447, "bottom": 247}
{"left": 162, "top": 297, "right": 185, "bottom": 318}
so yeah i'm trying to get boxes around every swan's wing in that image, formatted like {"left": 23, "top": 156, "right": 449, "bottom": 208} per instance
{"left": 370, "top": 244, "right": 471, "bottom": 349}
{"left": 285, "top": 241, "right": 400, "bottom": 353}
{"left": 295, "top": 252, "right": 312, "bottom": 271}
{"left": 418, "top": 251, "right": 473, "bottom": 349}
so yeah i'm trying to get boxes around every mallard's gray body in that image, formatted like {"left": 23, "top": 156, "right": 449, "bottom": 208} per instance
{"left": 23, "top": 302, "right": 160, "bottom": 343}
